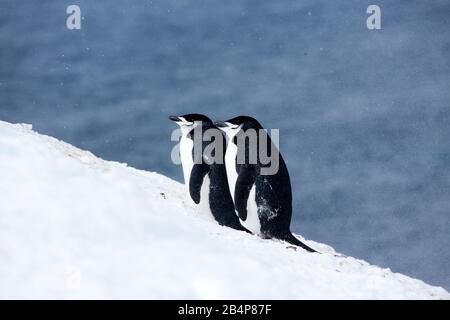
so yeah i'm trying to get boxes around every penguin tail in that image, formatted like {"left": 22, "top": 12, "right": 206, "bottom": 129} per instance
{"left": 280, "top": 232, "right": 318, "bottom": 253}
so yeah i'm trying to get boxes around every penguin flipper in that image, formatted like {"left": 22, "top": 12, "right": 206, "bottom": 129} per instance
{"left": 189, "top": 163, "right": 210, "bottom": 204}
{"left": 234, "top": 165, "right": 256, "bottom": 221}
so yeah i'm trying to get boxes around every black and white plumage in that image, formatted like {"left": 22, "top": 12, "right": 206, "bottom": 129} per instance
{"left": 169, "top": 114, "right": 247, "bottom": 232}
{"left": 216, "top": 116, "right": 316, "bottom": 252}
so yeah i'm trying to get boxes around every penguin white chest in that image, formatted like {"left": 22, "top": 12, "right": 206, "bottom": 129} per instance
{"left": 198, "top": 175, "right": 212, "bottom": 215}
{"left": 179, "top": 135, "right": 194, "bottom": 186}
{"left": 224, "top": 143, "right": 262, "bottom": 235}
{"left": 224, "top": 143, "right": 238, "bottom": 200}
{"left": 179, "top": 135, "right": 215, "bottom": 221}
{"left": 239, "top": 185, "right": 262, "bottom": 235}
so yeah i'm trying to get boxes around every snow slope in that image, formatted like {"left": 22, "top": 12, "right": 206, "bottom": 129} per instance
{"left": 0, "top": 120, "right": 448, "bottom": 300}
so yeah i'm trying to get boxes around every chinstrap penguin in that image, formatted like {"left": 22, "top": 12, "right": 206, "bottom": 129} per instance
{"left": 215, "top": 116, "right": 316, "bottom": 252}
{"left": 169, "top": 114, "right": 248, "bottom": 232}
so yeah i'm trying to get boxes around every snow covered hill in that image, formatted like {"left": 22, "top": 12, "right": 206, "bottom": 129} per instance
{"left": 0, "top": 120, "right": 448, "bottom": 300}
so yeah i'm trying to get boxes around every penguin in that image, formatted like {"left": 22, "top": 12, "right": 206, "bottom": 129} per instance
{"left": 169, "top": 114, "right": 248, "bottom": 232}
{"left": 215, "top": 116, "right": 317, "bottom": 252}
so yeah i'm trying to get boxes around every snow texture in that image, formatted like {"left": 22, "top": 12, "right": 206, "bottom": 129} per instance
{"left": 0, "top": 120, "right": 448, "bottom": 299}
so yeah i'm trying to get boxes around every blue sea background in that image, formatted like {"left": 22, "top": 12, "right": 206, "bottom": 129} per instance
{"left": 1, "top": 0, "right": 449, "bottom": 290}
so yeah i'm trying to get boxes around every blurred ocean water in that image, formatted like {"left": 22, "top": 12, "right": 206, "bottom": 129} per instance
{"left": 1, "top": 0, "right": 449, "bottom": 289}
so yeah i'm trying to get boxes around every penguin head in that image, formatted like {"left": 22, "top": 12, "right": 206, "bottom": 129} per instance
{"left": 215, "top": 116, "right": 262, "bottom": 140}
{"left": 169, "top": 113, "right": 212, "bottom": 133}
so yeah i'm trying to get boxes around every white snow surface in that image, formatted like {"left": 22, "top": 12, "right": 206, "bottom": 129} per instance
{"left": 0, "top": 120, "right": 448, "bottom": 300}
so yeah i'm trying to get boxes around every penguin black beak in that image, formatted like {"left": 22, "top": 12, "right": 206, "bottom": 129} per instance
{"left": 214, "top": 121, "right": 228, "bottom": 128}
{"left": 169, "top": 115, "right": 181, "bottom": 122}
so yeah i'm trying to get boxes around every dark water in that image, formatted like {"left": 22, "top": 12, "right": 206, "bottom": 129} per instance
{"left": 1, "top": 0, "right": 449, "bottom": 290}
